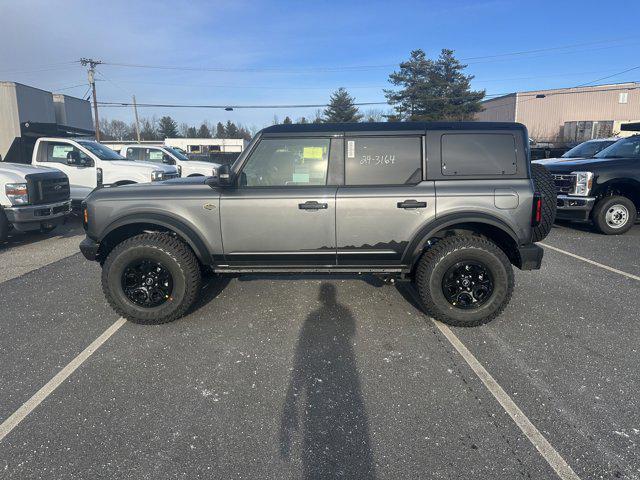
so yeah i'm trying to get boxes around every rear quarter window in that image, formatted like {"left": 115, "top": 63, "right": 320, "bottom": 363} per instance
{"left": 441, "top": 133, "right": 517, "bottom": 176}
{"left": 345, "top": 136, "right": 422, "bottom": 185}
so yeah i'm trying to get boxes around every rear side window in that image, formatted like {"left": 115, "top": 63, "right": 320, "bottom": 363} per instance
{"left": 345, "top": 136, "right": 422, "bottom": 185}
{"left": 126, "top": 147, "right": 141, "bottom": 160}
{"left": 441, "top": 134, "right": 517, "bottom": 176}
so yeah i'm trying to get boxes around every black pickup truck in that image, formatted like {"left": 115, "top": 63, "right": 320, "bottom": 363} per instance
{"left": 535, "top": 131, "right": 640, "bottom": 235}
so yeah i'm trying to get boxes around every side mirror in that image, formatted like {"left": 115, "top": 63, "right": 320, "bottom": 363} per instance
{"left": 67, "top": 150, "right": 81, "bottom": 165}
{"left": 162, "top": 154, "right": 175, "bottom": 165}
{"left": 217, "top": 164, "right": 235, "bottom": 186}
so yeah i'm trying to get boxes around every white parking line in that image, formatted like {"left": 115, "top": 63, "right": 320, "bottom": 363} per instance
{"left": 540, "top": 242, "right": 640, "bottom": 281}
{"left": 0, "top": 317, "right": 127, "bottom": 443}
{"left": 432, "top": 320, "right": 581, "bottom": 480}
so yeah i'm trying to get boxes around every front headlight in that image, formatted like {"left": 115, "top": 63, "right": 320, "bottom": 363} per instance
{"left": 572, "top": 171, "right": 594, "bottom": 196}
{"left": 5, "top": 183, "right": 29, "bottom": 205}
{"left": 151, "top": 170, "right": 165, "bottom": 181}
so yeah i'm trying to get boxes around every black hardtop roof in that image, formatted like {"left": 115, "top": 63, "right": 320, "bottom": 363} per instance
{"left": 260, "top": 121, "right": 526, "bottom": 134}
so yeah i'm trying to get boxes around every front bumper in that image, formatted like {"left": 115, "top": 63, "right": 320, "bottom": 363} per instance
{"left": 516, "top": 244, "right": 544, "bottom": 270}
{"left": 80, "top": 236, "right": 99, "bottom": 261}
{"left": 556, "top": 195, "right": 596, "bottom": 221}
{"left": 4, "top": 200, "right": 72, "bottom": 232}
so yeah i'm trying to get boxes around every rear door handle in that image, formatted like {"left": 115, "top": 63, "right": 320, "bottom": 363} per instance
{"left": 299, "top": 201, "right": 328, "bottom": 210}
{"left": 397, "top": 199, "right": 427, "bottom": 209}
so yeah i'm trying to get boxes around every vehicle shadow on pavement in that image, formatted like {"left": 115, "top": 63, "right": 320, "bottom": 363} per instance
{"left": 279, "top": 283, "right": 377, "bottom": 480}
{"left": 0, "top": 215, "right": 84, "bottom": 251}
{"left": 188, "top": 275, "right": 232, "bottom": 315}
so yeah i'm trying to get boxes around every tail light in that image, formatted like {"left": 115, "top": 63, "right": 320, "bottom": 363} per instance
{"left": 81, "top": 201, "right": 88, "bottom": 230}
{"left": 96, "top": 167, "right": 103, "bottom": 187}
{"left": 531, "top": 192, "right": 542, "bottom": 226}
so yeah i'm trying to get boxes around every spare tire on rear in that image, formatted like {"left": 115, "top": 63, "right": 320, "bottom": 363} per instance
{"left": 530, "top": 163, "right": 557, "bottom": 242}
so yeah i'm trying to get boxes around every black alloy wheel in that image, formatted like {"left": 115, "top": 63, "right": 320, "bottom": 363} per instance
{"left": 441, "top": 261, "right": 494, "bottom": 309}
{"left": 121, "top": 259, "right": 174, "bottom": 308}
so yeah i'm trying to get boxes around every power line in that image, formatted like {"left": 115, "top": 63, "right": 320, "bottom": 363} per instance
{"left": 573, "top": 65, "right": 640, "bottom": 88}
{"left": 97, "top": 37, "right": 638, "bottom": 74}
{"left": 96, "top": 92, "right": 512, "bottom": 110}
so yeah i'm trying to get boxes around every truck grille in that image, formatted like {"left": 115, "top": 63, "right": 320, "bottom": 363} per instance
{"left": 25, "top": 172, "right": 71, "bottom": 205}
{"left": 164, "top": 173, "right": 180, "bottom": 180}
{"left": 552, "top": 174, "right": 575, "bottom": 195}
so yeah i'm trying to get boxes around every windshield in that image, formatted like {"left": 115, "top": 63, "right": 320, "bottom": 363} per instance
{"left": 595, "top": 136, "right": 640, "bottom": 159}
{"left": 164, "top": 146, "right": 189, "bottom": 161}
{"left": 562, "top": 140, "right": 617, "bottom": 158}
{"left": 79, "top": 141, "right": 125, "bottom": 160}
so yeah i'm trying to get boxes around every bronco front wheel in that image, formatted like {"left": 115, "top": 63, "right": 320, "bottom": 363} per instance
{"left": 101, "top": 233, "right": 201, "bottom": 324}
{"left": 415, "top": 235, "right": 514, "bottom": 327}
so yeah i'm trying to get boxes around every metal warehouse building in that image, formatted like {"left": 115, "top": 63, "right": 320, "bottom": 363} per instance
{"left": 477, "top": 82, "right": 640, "bottom": 143}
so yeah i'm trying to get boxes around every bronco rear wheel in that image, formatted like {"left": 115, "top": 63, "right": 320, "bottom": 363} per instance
{"left": 415, "top": 235, "right": 514, "bottom": 327}
{"left": 102, "top": 233, "right": 201, "bottom": 324}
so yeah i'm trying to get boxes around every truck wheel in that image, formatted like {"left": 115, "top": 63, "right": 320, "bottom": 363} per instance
{"left": 0, "top": 208, "right": 10, "bottom": 243}
{"left": 101, "top": 233, "right": 201, "bottom": 325}
{"left": 530, "top": 163, "right": 557, "bottom": 242}
{"left": 415, "top": 235, "right": 514, "bottom": 327}
{"left": 593, "top": 196, "right": 636, "bottom": 235}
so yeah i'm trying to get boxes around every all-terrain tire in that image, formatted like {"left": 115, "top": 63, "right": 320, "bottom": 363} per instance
{"left": 101, "top": 233, "right": 201, "bottom": 325}
{"left": 592, "top": 195, "right": 636, "bottom": 235}
{"left": 0, "top": 208, "right": 10, "bottom": 243}
{"left": 530, "top": 163, "right": 557, "bottom": 242}
{"left": 415, "top": 235, "right": 514, "bottom": 327}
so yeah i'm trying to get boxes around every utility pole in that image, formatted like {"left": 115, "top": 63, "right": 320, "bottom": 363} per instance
{"left": 80, "top": 58, "right": 102, "bottom": 141}
{"left": 132, "top": 95, "right": 141, "bottom": 142}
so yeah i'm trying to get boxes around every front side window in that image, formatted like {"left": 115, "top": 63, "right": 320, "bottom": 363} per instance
{"left": 595, "top": 136, "right": 640, "bottom": 159}
{"left": 144, "top": 148, "right": 165, "bottom": 163}
{"left": 345, "top": 136, "right": 422, "bottom": 185}
{"left": 241, "top": 138, "right": 330, "bottom": 187}
{"left": 562, "top": 140, "right": 616, "bottom": 158}
{"left": 45, "top": 142, "right": 90, "bottom": 164}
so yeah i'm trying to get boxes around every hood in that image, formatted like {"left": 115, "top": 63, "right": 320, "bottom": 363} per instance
{"left": 1, "top": 162, "right": 63, "bottom": 182}
{"left": 539, "top": 156, "right": 630, "bottom": 173}
{"left": 106, "top": 160, "right": 178, "bottom": 173}
{"left": 183, "top": 160, "right": 221, "bottom": 169}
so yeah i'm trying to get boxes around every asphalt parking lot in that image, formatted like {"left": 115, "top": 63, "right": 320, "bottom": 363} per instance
{"left": 0, "top": 220, "right": 638, "bottom": 479}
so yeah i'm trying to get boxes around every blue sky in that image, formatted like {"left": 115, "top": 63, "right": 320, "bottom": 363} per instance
{"left": 1, "top": 0, "right": 639, "bottom": 130}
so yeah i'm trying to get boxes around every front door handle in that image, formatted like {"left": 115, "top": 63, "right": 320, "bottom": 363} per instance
{"left": 299, "top": 201, "right": 328, "bottom": 210}
{"left": 397, "top": 199, "right": 427, "bottom": 209}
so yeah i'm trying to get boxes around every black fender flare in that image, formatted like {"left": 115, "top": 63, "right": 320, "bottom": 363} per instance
{"left": 401, "top": 212, "right": 520, "bottom": 267}
{"left": 99, "top": 213, "right": 211, "bottom": 264}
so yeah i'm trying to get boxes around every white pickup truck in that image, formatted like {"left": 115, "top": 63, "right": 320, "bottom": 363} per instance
{"left": 0, "top": 162, "right": 71, "bottom": 242}
{"left": 116, "top": 144, "right": 219, "bottom": 177}
{"left": 31, "top": 138, "right": 179, "bottom": 203}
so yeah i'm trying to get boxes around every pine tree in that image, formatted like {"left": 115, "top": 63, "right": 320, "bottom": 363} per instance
{"left": 186, "top": 126, "right": 198, "bottom": 138}
{"left": 225, "top": 120, "right": 239, "bottom": 138}
{"left": 157, "top": 116, "right": 179, "bottom": 139}
{"left": 215, "top": 122, "right": 226, "bottom": 139}
{"left": 323, "top": 88, "right": 362, "bottom": 123}
{"left": 283, "top": 116, "right": 293, "bottom": 124}
{"left": 384, "top": 49, "right": 485, "bottom": 121}
{"left": 197, "top": 122, "right": 211, "bottom": 138}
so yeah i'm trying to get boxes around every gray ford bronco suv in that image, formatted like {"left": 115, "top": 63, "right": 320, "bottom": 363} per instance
{"left": 80, "top": 122, "right": 555, "bottom": 327}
